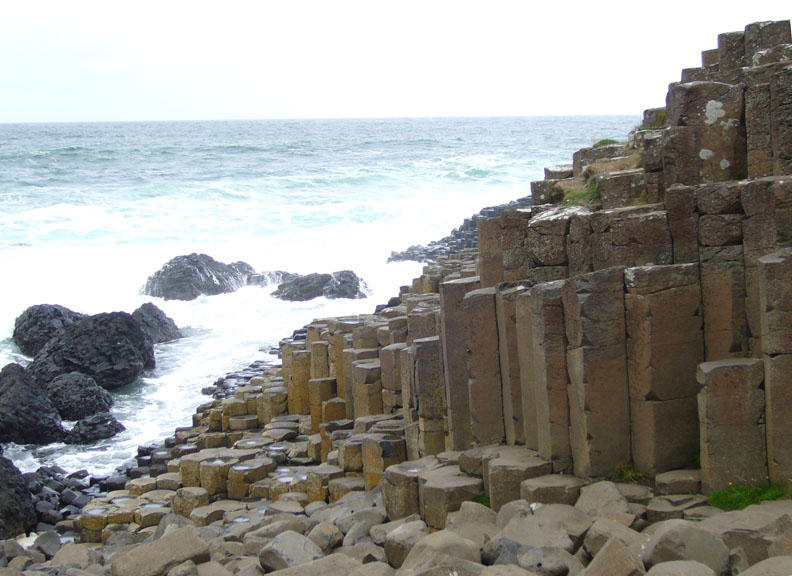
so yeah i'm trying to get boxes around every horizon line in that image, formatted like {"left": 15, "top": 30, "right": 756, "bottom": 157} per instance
{"left": 0, "top": 112, "right": 644, "bottom": 127}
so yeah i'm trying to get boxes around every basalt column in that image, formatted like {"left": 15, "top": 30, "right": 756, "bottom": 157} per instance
{"left": 496, "top": 284, "right": 530, "bottom": 445}
{"left": 562, "top": 267, "right": 630, "bottom": 478}
{"left": 625, "top": 264, "right": 703, "bottom": 477}
{"left": 462, "top": 287, "right": 504, "bottom": 446}
{"left": 530, "top": 280, "right": 570, "bottom": 468}
{"left": 439, "top": 276, "right": 480, "bottom": 450}
{"left": 759, "top": 247, "right": 792, "bottom": 485}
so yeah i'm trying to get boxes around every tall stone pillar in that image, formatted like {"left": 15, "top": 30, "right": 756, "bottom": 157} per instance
{"left": 562, "top": 267, "right": 630, "bottom": 478}
{"left": 530, "top": 280, "right": 570, "bottom": 467}
{"left": 413, "top": 336, "right": 446, "bottom": 456}
{"left": 697, "top": 359, "right": 767, "bottom": 493}
{"left": 759, "top": 247, "right": 792, "bottom": 485}
{"left": 463, "top": 287, "right": 504, "bottom": 446}
{"left": 625, "top": 264, "right": 703, "bottom": 476}
{"left": 440, "top": 276, "right": 480, "bottom": 450}
{"left": 515, "top": 291, "right": 538, "bottom": 450}
{"left": 496, "top": 284, "right": 529, "bottom": 445}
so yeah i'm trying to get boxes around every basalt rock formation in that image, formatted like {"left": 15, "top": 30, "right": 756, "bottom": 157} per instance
{"left": 0, "top": 363, "right": 65, "bottom": 445}
{"left": 132, "top": 302, "right": 183, "bottom": 344}
{"left": 143, "top": 253, "right": 255, "bottom": 301}
{"left": 271, "top": 270, "right": 368, "bottom": 301}
{"left": 27, "top": 311, "right": 155, "bottom": 391}
{"left": 0, "top": 447, "right": 36, "bottom": 540}
{"left": 12, "top": 304, "right": 85, "bottom": 357}
{"left": 45, "top": 372, "right": 113, "bottom": 421}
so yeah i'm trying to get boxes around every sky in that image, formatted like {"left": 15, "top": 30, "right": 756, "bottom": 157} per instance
{"left": 0, "top": 1, "right": 790, "bottom": 123}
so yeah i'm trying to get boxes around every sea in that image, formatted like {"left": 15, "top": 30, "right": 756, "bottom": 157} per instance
{"left": 0, "top": 116, "right": 638, "bottom": 476}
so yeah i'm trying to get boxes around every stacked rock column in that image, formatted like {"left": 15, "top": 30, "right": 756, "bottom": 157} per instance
{"left": 624, "top": 264, "right": 703, "bottom": 477}
{"left": 562, "top": 267, "right": 630, "bottom": 478}
{"left": 759, "top": 247, "right": 792, "bottom": 485}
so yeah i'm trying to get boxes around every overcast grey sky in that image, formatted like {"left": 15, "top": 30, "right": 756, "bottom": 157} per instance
{"left": 1, "top": 1, "right": 789, "bottom": 123}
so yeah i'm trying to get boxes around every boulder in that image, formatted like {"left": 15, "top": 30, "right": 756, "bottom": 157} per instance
{"left": 575, "top": 481, "right": 631, "bottom": 518}
{"left": 132, "top": 302, "right": 182, "bottom": 344}
{"left": 65, "top": 412, "right": 125, "bottom": 444}
{"left": 142, "top": 253, "right": 254, "bottom": 301}
{"left": 399, "top": 530, "right": 482, "bottom": 572}
{"left": 738, "top": 556, "right": 792, "bottom": 575}
{"left": 272, "top": 271, "right": 367, "bottom": 301}
{"left": 517, "top": 547, "right": 585, "bottom": 575}
{"left": 0, "top": 451, "right": 36, "bottom": 538}
{"left": 109, "top": 525, "right": 210, "bottom": 576}
{"left": 12, "top": 304, "right": 86, "bottom": 357}
{"left": 45, "top": 372, "right": 112, "bottom": 420}
{"left": 0, "top": 363, "right": 65, "bottom": 444}
{"left": 28, "top": 311, "right": 155, "bottom": 390}
{"left": 643, "top": 519, "right": 729, "bottom": 575}
{"left": 384, "top": 520, "right": 429, "bottom": 568}
{"left": 258, "top": 530, "right": 324, "bottom": 572}
{"left": 644, "top": 561, "right": 716, "bottom": 576}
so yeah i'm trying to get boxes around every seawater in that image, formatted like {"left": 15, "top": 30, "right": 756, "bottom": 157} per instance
{"left": 0, "top": 116, "right": 638, "bottom": 475}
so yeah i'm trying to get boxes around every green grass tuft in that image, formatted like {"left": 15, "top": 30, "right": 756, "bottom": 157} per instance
{"left": 473, "top": 494, "right": 491, "bottom": 508}
{"left": 708, "top": 483, "right": 787, "bottom": 511}
{"left": 564, "top": 177, "right": 600, "bottom": 208}
{"left": 612, "top": 462, "right": 644, "bottom": 483}
{"left": 593, "top": 138, "right": 618, "bottom": 148}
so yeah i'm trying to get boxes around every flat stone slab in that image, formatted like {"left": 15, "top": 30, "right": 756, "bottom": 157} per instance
{"left": 655, "top": 469, "right": 701, "bottom": 495}
{"left": 521, "top": 474, "right": 588, "bottom": 506}
{"left": 647, "top": 494, "right": 709, "bottom": 523}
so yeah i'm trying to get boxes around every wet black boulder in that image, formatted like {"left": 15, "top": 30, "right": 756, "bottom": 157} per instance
{"left": 0, "top": 363, "right": 65, "bottom": 445}
{"left": 0, "top": 450, "right": 36, "bottom": 539}
{"left": 12, "top": 304, "right": 86, "bottom": 357}
{"left": 132, "top": 302, "right": 182, "bottom": 344}
{"left": 28, "top": 312, "right": 155, "bottom": 391}
{"left": 271, "top": 270, "right": 367, "bottom": 301}
{"left": 142, "top": 253, "right": 255, "bottom": 301}
{"left": 65, "top": 412, "right": 125, "bottom": 444}
{"left": 45, "top": 372, "right": 113, "bottom": 421}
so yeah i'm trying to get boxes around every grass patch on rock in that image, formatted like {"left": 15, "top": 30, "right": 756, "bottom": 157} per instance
{"left": 564, "top": 177, "right": 600, "bottom": 208}
{"left": 474, "top": 494, "right": 491, "bottom": 508}
{"left": 593, "top": 138, "right": 619, "bottom": 148}
{"left": 612, "top": 462, "right": 644, "bottom": 483}
{"left": 708, "top": 483, "right": 787, "bottom": 511}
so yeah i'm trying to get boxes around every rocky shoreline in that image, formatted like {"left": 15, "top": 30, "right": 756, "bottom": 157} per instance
{"left": 3, "top": 18, "right": 792, "bottom": 576}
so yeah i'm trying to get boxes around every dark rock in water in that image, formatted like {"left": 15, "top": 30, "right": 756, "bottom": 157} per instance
{"left": 272, "top": 270, "right": 367, "bottom": 301}
{"left": 272, "top": 272, "right": 332, "bottom": 301}
{"left": 65, "top": 412, "right": 125, "bottom": 444}
{"left": 388, "top": 194, "right": 533, "bottom": 262}
{"left": 142, "top": 253, "right": 254, "bottom": 301}
{"left": 28, "top": 312, "right": 155, "bottom": 391}
{"left": 375, "top": 296, "right": 403, "bottom": 313}
{"left": 45, "top": 372, "right": 113, "bottom": 421}
{"left": 12, "top": 304, "right": 86, "bottom": 357}
{"left": 324, "top": 270, "right": 367, "bottom": 299}
{"left": 132, "top": 302, "right": 182, "bottom": 344}
{"left": 0, "top": 363, "right": 65, "bottom": 445}
{"left": 0, "top": 452, "right": 36, "bottom": 539}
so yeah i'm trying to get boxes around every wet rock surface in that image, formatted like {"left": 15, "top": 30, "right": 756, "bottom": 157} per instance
{"left": 0, "top": 363, "right": 65, "bottom": 445}
{"left": 27, "top": 311, "right": 155, "bottom": 391}
{"left": 143, "top": 253, "right": 255, "bottom": 301}
{"left": 65, "top": 412, "right": 126, "bottom": 445}
{"left": 271, "top": 270, "right": 368, "bottom": 301}
{"left": 44, "top": 372, "right": 113, "bottom": 421}
{"left": 132, "top": 302, "right": 183, "bottom": 344}
{"left": 11, "top": 304, "right": 86, "bottom": 358}
{"left": 0, "top": 448, "right": 36, "bottom": 540}
{"left": 388, "top": 195, "right": 532, "bottom": 262}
